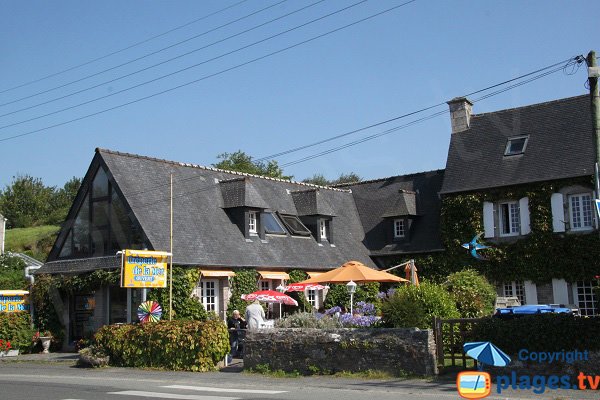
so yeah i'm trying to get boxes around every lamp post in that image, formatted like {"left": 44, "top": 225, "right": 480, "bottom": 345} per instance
{"left": 346, "top": 280, "right": 357, "bottom": 315}
{"left": 276, "top": 284, "right": 286, "bottom": 319}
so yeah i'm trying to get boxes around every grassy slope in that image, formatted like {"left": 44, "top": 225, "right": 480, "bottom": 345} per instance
{"left": 5, "top": 225, "right": 60, "bottom": 261}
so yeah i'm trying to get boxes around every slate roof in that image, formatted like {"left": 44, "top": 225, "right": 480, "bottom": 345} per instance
{"left": 441, "top": 94, "right": 594, "bottom": 194}
{"left": 41, "top": 149, "right": 375, "bottom": 274}
{"left": 380, "top": 190, "right": 417, "bottom": 218}
{"left": 338, "top": 170, "right": 445, "bottom": 256}
{"left": 290, "top": 189, "right": 335, "bottom": 216}
{"left": 39, "top": 256, "right": 120, "bottom": 274}
{"left": 219, "top": 177, "right": 269, "bottom": 209}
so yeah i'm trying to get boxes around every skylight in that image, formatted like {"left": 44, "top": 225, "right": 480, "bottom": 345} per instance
{"left": 504, "top": 136, "right": 529, "bottom": 156}
{"left": 278, "top": 214, "right": 311, "bottom": 236}
{"left": 263, "top": 213, "right": 286, "bottom": 235}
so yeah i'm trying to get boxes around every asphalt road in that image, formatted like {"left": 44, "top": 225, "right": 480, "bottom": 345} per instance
{"left": 0, "top": 358, "right": 596, "bottom": 400}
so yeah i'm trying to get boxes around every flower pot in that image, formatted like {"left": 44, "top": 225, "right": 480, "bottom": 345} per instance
{"left": 39, "top": 337, "right": 52, "bottom": 354}
{"left": 0, "top": 349, "right": 19, "bottom": 357}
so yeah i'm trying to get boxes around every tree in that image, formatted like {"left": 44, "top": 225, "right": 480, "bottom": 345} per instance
{"left": 302, "top": 172, "right": 361, "bottom": 186}
{"left": 0, "top": 175, "right": 55, "bottom": 228}
{"left": 47, "top": 177, "right": 82, "bottom": 225}
{"left": 213, "top": 151, "right": 292, "bottom": 180}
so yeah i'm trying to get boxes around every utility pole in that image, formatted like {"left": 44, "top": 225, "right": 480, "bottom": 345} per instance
{"left": 587, "top": 51, "right": 600, "bottom": 230}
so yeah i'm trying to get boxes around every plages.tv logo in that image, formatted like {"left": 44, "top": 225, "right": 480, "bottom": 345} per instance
{"left": 456, "top": 341, "right": 511, "bottom": 399}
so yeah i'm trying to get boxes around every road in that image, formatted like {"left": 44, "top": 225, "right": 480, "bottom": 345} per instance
{"left": 0, "top": 358, "right": 596, "bottom": 400}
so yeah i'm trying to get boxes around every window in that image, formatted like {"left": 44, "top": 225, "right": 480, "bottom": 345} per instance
{"left": 504, "top": 135, "right": 529, "bottom": 156}
{"left": 307, "top": 289, "right": 320, "bottom": 308}
{"left": 259, "top": 280, "right": 271, "bottom": 291}
{"left": 503, "top": 281, "right": 526, "bottom": 305}
{"left": 394, "top": 219, "right": 405, "bottom": 238}
{"left": 263, "top": 213, "right": 286, "bottom": 235}
{"left": 278, "top": 214, "right": 311, "bottom": 236}
{"left": 248, "top": 211, "right": 257, "bottom": 234}
{"left": 569, "top": 193, "right": 593, "bottom": 231}
{"left": 575, "top": 281, "right": 597, "bottom": 316}
{"left": 199, "top": 280, "right": 219, "bottom": 313}
{"left": 499, "top": 201, "right": 520, "bottom": 236}
{"left": 319, "top": 219, "right": 327, "bottom": 240}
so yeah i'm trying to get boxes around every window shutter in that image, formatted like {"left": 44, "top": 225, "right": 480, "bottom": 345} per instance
{"left": 483, "top": 202, "right": 495, "bottom": 238}
{"left": 550, "top": 193, "right": 565, "bottom": 232}
{"left": 519, "top": 197, "right": 530, "bottom": 235}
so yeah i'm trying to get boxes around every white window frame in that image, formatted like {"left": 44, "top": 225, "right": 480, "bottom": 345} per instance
{"left": 248, "top": 211, "right": 258, "bottom": 234}
{"left": 573, "top": 281, "right": 597, "bottom": 316}
{"left": 259, "top": 279, "right": 271, "bottom": 292}
{"left": 498, "top": 201, "right": 520, "bottom": 237}
{"left": 319, "top": 219, "right": 327, "bottom": 240}
{"left": 197, "top": 279, "right": 219, "bottom": 314}
{"left": 393, "top": 219, "right": 405, "bottom": 238}
{"left": 306, "top": 288, "right": 321, "bottom": 309}
{"left": 503, "top": 281, "right": 526, "bottom": 305}
{"left": 568, "top": 193, "right": 594, "bottom": 231}
{"left": 504, "top": 135, "right": 529, "bottom": 156}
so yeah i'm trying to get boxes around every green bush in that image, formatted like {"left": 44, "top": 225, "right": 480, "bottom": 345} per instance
{"left": 148, "top": 266, "right": 207, "bottom": 321}
{"left": 381, "top": 282, "right": 459, "bottom": 329}
{"left": 0, "top": 313, "right": 36, "bottom": 353}
{"left": 323, "top": 282, "right": 381, "bottom": 311}
{"left": 469, "top": 314, "right": 600, "bottom": 355}
{"left": 445, "top": 269, "right": 496, "bottom": 318}
{"left": 93, "top": 319, "right": 230, "bottom": 371}
{"left": 275, "top": 312, "right": 342, "bottom": 329}
{"left": 0, "top": 254, "right": 27, "bottom": 290}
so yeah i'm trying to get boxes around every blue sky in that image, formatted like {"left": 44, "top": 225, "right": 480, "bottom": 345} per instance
{"left": 1, "top": 0, "right": 598, "bottom": 188}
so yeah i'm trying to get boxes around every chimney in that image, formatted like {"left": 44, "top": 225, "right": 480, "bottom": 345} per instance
{"left": 447, "top": 97, "right": 473, "bottom": 133}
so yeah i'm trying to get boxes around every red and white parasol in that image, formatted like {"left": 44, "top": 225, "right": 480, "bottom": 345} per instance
{"left": 241, "top": 290, "right": 298, "bottom": 306}
{"left": 284, "top": 283, "right": 328, "bottom": 292}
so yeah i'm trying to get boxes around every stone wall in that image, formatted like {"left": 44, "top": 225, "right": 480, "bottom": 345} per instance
{"left": 244, "top": 328, "right": 438, "bottom": 376}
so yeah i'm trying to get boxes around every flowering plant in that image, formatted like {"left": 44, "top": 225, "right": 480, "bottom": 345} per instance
{"left": 324, "top": 306, "right": 341, "bottom": 315}
{"left": 0, "top": 339, "right": 12, "bottom": 352}
{"left": 339, "top": 314, "right": 380, "bottom": 327}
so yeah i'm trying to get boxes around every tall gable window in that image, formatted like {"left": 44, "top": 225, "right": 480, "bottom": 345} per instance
{"left": 393, "top": 219, "right": 405, "bottom": 238}
{"left": 568, "top": 193, "right": 593, "bottom": 231}
{"left": 499, "top": 201, "right": 520, "bottom": 236}
{"left": 504, "top": 135, "right": 529, "bottom": 156}
{"left": 248, "top": 211, "right": 258, "bottom": 234}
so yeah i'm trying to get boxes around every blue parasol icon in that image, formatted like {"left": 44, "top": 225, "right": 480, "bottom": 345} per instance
{"left": 464, "top": 341, "right": 511, "bottom": 368}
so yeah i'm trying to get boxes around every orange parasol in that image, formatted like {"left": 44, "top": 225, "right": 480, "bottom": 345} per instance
{"left": 298, "top": 261, "right": 408, "bottom": 284}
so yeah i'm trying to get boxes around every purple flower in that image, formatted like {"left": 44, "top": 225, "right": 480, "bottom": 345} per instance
{"left": 325, "top": 306, "right": 341, "bottom": 315}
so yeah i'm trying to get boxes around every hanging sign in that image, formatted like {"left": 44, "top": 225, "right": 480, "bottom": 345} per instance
{"left": 0, "top": 290, "right": 29, "bottom": 313}
{"left": 120, "top": 250, "right": 170, "bottom": 288}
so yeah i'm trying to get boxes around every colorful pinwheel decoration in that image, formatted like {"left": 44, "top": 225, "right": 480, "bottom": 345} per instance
{"left": 137, "top": 301, "right": 162, "bottom": 323}
{"left": 462, "top": 233, "right": 490, "bottom": 260}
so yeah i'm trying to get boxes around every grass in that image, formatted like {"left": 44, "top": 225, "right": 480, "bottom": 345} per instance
{"left": 5, "top": 225, "right": 60, "bottom": 260}
{"left": 246, "top": 364, "right": 421, "bottom": 380}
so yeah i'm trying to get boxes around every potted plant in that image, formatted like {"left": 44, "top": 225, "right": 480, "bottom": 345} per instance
{"left": 35, "top": 331, "right": 53, "bottom": 354}
{"left": 0, "top": 339, "right": 18, "bottom": 357}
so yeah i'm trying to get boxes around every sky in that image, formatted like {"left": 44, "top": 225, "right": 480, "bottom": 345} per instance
{"left": 1, "top": 0, "right": 599, "bottom": 188}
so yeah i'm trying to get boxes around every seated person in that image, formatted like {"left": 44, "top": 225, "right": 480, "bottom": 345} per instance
{"left": 227, "top": 310, "right": 247, "bottom": 357}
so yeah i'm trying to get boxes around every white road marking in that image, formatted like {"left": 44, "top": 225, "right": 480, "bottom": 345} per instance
{"left": 108, "top": 391, "right": 240, "bottom": 400}
{"left": 163, "top": 385, "right": 287, "bottom": 394}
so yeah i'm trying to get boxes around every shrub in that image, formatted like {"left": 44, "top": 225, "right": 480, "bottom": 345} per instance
{"left": 148, "top": 266, "right": 207, "bottom": 321}
{"left": 324, "top": 282, "right": 381, "bottom": 311}
{"left": 93, "top": 319, "right": 229, "bottom": 371}
{"left": 381, "top": 282, "right": 459, "bottom": 329}
{"left": 0, "top": 313, "right": 36, "bottom": 353}
{"left": 445, "top": 269, "right": 496, "bottom": 318}
{"left": 77, "top": 345, "right": 109, "bottom": 368}
{"left": 469, "top": 314, "right": 600, "bottom": 355}
{"left": 276, "top": 312, "right": 342, "bottom": 329}
{"left": 0, "top": 254, "right": 27, "bottom": 290}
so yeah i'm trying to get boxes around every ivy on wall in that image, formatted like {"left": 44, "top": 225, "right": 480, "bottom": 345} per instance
{"left": 226, "top": 268, "right": 258, "bottom": 317}
{"left": 148, "top": 266, "right": 207, "bottom": 321}
{"left": 384, "top": 177, "right": 600, "bottom": 284}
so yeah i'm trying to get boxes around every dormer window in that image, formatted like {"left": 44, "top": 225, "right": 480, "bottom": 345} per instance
{"left": 248, "top": 211, "right": 258, "bottom": 234}
{"left": 263, "top": 212, "right": 286, "bottom": 235}
{"left": 319, "top": 219, "right": 327, "bottom": 240}
{"left": 278, "top": 214, "right": 311, "bottom": 237}
{"left": 393, "top": 219, "right": 405, "bottom": 238}
{"left": 504, "top": 135, "right": 529, "bottom": 156}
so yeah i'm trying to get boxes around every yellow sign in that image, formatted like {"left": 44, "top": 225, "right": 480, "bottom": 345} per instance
{"left": 121, "top": 250, "right": 170, "bottom": 288}
{"left": 0, "top": 290, "right": 29, "bottom": 313}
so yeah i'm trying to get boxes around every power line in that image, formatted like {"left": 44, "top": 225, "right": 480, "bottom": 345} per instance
{"left": 0, "top": 0, "right": 419, "bottom": 142}
{"left": 0, "top": 0, "right": 368, "bottom": 131}
{"left": 0, "top": 0, "right": 249, "bottom": 95}
{"left": 129, "top": 55, "right": 584, "bottom": 203}
{"left": 0, "top": 0, "right": 291, "bottom": 110}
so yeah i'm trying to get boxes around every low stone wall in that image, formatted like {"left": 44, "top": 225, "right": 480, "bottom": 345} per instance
{"left": 244, "top": 328, "right": 438, "bottom": 375}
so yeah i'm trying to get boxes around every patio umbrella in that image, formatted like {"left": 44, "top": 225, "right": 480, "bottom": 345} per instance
{"left": 285, "top": 283, "right": 328, "bottom": 292}
{"left": 463, "top": 341, "right": 511, "bottom": 367}
{"left": 241, "top": 290, "right": 298, "bottom": 306}
{"left": 297, "top": 261, "right": 408, "bottom": 284}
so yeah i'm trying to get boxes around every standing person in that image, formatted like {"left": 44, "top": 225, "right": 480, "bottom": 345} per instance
{"left": 227, "top": 310, "right": 246, "bottom": 358}
{"left": 245, "top": 300, "right": 266, "bottom": 330}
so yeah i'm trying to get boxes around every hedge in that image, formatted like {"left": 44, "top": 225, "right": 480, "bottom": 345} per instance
{"left": 93, "top": 319, "right": 230, "bottom": 371}
{"left": 469, "top": 315, "right": 600, "bottom": 354}
{"left": 0, "top": 313, "right": 36, "bottom": 353}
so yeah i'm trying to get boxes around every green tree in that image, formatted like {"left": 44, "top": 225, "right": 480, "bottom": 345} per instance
{"left": 0, "top": 175, "right": 55, "bottom": 228}
{"left": 213, "top": 151, "right": 292, "bottom": 180}
{"left": 0, "top": 254, "right": 27, "bottom": 290}
{"left": 47, "top": 177, "right": 82, "bottom": 225}
{"left": 302, "top": 172, "right": 361, "bottom": 186}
